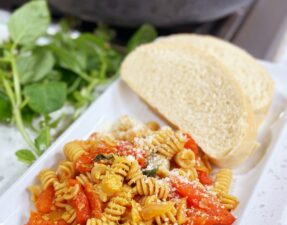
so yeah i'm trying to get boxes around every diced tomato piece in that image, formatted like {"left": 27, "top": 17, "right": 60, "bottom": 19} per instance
{"left": 75, "top": 153, "right": 94, "bottom": 173}
{"left": 137, "top": 157, "right": 147, "bottom": 168}
{"left": 197, "top": 170, "right": 213, "bottom": 185}
{"left": 75, "top": 148, "right": 115, "bottom": 173}
{"left": 186, "top": 207, "right": 218, "bottom": 225}
{"left": 56, "top": 220, "right": 68, "bottom": 225}
{"left": 117, "top": 141, "right": 147, "bottom": 168}
{"left": 26, "top": 212, "right": 68, "bottom": 225}
{"left": 69, "top": 185, "right": 91, "bottom": 224}
{"left": 84, "top": 182, "right": 102, "bottom": 218}
{"left": 36, "top": 186, "right": 55, "bottom": 213}
{"left": 184, "top": 133, "right": 199, "bottom": 155}
{"left": 170, "top": 176, "right": 236, "bottom": 225}
{"left": 68, "top": 178, "right": 79, "bottom": 186}
{"left": 26, "top": 212, "right": 52, "bottom": 225}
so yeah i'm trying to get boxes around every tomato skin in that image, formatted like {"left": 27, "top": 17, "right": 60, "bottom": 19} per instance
{"left": 26, "top": 212, "right": 68, "bottom": 225}
{"left": 26, "top": 212, "right": 52, "bottom": 225}
{"left": 117, "top": 141, "right": 147, "bottom": 168}
{"left": 69, "top": 181, "right": 91, "bottom": 224}
{"left": 170, "top": 177, "right": 236, "bottom": 225}
{"left": 75, "top": 148, "right": 115, "bottom": 173}
{"left": 197, "top": 170, "right": 213, "bottom": 185}
{"left": 184, "top": 133, "right": 199, "bottom": 155}
{"left": 36, "top": 186, "right": 55, "bottom": 214}
{"left": 84, "top": 182, "right": 102, "bottom": 218}
{"left": 186, "top": 207, "right": 218, "bottom": 225}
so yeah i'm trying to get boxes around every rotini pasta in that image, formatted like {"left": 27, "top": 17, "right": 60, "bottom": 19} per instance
{"left": 54, "top": 181, "right": 79, "bottom": 203}
{"left": 91, "top": 163, "right": 109, "bottom": 183}
{"left": 27, "top": 185, "right": 41, "bottom": 202}
{"left": 213, "top": 168, "right": 232, "bottom": 194}
{"left": 26, "top": 117, "right": 238, "bottom": 225}
{"left": 110, "top": 156, "right": 132, "bottom": 180}
{"left": 176, "top": 200, "right": 188, "bottom": 224}
{"left": 174, "top": 149, "right": 196, "bottom": 169}
{"left": 38, "top": 169, "right": 57, "bottom": 189}
{"left": 152, "top": 128, "right": 185, "bottom": 160}
{"left": 172, "top": 168, "right": 198, "bottom": 181}
{"left": 126, "top": 160, "right": 144, "bottom": 186}
{"left": 154, "top": 203, "right": 177, "bottom": 225}
{"left": 121, "top": 200, "right": 143, "bottom": 224}
{"left": 61, "top": 205, "right": 77, "bottom": 224}
{"left": 86, "top": 217, "right": 116, "bottom": 225}
{"left": 76, "top": 172, "right": 93, "bottom": 186}
{"left": 218, "top": 193, "right": 239, "bottom": 210}
{"left": 141, "top": 202, "right": 177, "bottom": 224}
{"left": 104, "top": 190, "right": 132, "bottom": 222}
{"left": 146, "top": 121, "right": 160, "bottom": 131}
{"left": 134, "top": 177, "right": 169, "bottom": 200}
{"left": 64, "top": 140, "right": 86, "bottom": 162}
{"left": 57, "top": 160, "right": 75, "bottom": 181}
{"left": 140, "top": 195, "right": 158, "bottom": 207}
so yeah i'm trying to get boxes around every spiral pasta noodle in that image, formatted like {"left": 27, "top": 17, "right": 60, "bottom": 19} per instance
{"left": 110, "top": 156, "right": 132, "bottom": 180}
{"left": 126, "top": 161, "right": 144, "bottom": 186}
{"left": 141, "top": 202, "right": 177, "bottom": 225}
{"left": 134, "top": 177, "right": 169, "bottom": 200}
{"left": 172, "top": 168, "right": 198, "bottom": 181}
{"left": 122, "top": 222, "right": 146, "bottom": 225}
{"left": 103, "top": 190, "right": 132, "bottom": 222}
{"left": 175, "top": 149, "right": 196, "bottom": 169}
{"left": 91, "top": 163, "right": 109, "bottom": 183}
{"left": 54, "top": 181, "right": 79, "bottom": 203}
{"left": 86, "top": 217, "right": 116, "bottom": 225}
{"left": 213, "top": 168, "right": 232, "bottom": 194}
{"left": 27, "top": 185, "right": 41, "bottom": 202}
{"left": 154, "top": 203, "right": 177, "bottom": 225}
{"left": 76, "top": 172, "right": 93, "bottom": 186}
{"left": 121, "top": 200, "right": 143, "bottom": 224}
{"left": 61, "top": 205, "right": 77, "bottom": 224}
{"left": 64, "top": 140, "right": 86, "bottom": 162}
{"left": 38, "top": 169, "right": 58, "bottom": 190}
{"left": 176, "top": 200, "right": 188, "bottom": 224}
{"left": 218, "top": 193, "right": 239, "bottom": 210}
{"left": 57, "top": 160, "right": 75, "bottom": 181}
{"left": 140, "top": 195, "right": 158, "bottom": 207}
{"left": 99, "top": 157, "right": 132, "bottom": 196}
{"left": 152, "top": 128, "right": 185, "bottom": 160}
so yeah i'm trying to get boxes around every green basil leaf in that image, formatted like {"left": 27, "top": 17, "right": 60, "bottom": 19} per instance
{"left": 15, "top": 149, "right": 36, "bottom": 165}
{"left": 93, "top": 154, "right": 114, "bottom": 162}
{"left": 127, "top": 24, "right": 157, "bottom": 52}
{"left": 49, "top": 45, "right": 85, "bottom": 75}
{"left": 142, "top": 168, "right": 158, "bottom": 177}
{"left": 17, "top": 48, "right": 55, "bottom": 84}
{"left": 95, "top": 25, "right": 116, "bottom": 42}
{"left": 8, "top": 0, "right": 50, "bottom": 45}
{"left": 75, "top": 33, "right": 106, "bottom": 51}
{"left": 0, "top": 91, "right": 12, "bottom": 122}
{"left": 24, "top": 82, "right": 67, "bottom": 114}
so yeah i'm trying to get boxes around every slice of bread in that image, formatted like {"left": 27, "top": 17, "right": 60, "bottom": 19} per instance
{"left": 156, "top": 34, "right": 274, "bottom": 126}
{"left": 121, "top": 44, "right": 257, "bottom": 167}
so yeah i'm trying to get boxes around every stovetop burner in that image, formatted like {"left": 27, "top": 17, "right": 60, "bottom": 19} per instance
{"left": 1, "top": 0, "right": 287, "bottom": 61}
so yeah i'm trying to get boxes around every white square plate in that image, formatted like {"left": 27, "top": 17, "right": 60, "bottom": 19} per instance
{"left": 0, "top": 62, "right": 287, "bottom": 225}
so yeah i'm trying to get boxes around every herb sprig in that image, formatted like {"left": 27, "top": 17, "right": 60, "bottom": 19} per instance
{"left": 0, "top": 0, "right": 157, "bottom": 165}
